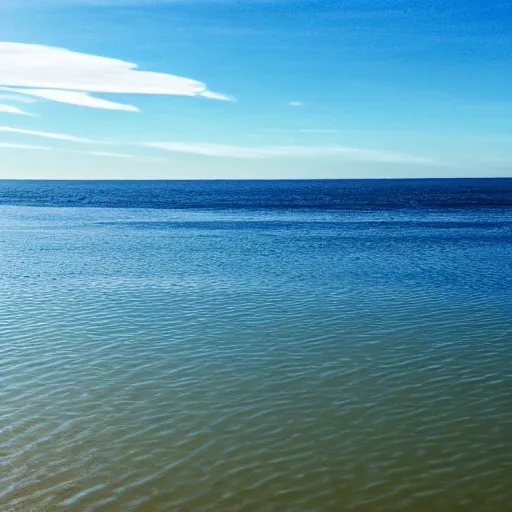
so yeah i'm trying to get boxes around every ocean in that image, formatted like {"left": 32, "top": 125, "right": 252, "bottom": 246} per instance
{"left": 1, "top": 179, "right": 511, "bottom": 511}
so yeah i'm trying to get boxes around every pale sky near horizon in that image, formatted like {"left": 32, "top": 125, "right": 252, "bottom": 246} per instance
{"left": 0, "top": 0, "right": 511, "bottom": 179}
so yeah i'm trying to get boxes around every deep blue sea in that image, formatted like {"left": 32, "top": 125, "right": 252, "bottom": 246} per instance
{"left": 1, "top": 179, "right": 511, "bottom": 512}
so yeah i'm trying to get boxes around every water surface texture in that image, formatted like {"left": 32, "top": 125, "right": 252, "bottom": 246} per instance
{"left": 1, "top": 179, "right": 512, "bottom": 512}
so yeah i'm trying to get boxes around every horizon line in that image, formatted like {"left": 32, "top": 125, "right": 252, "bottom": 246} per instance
{"left": 0, "top": 177, "right": 511, "bottom": 182}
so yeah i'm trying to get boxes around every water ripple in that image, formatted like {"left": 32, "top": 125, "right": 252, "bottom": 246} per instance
{"left": 1, "top": 203, "right": 511, "bottom": 511}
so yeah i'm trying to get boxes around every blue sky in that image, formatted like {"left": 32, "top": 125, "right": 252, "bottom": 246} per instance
{"left": 0, "top": 0, "right": 511, "bottom": 179}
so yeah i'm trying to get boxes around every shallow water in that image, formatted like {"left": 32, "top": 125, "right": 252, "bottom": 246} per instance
{"left": 1, "top": 180, "right": 512, "bottom": 511}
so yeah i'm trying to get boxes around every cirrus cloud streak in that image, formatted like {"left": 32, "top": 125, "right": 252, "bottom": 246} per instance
{"left": 141, "top": 141, "right": 436, "bottom": 164}
{"left": 0, "top": 126, "right": 100, "bottom": 143}
{"left": 1, "top": 87, "right": 139, "bottom": 111}
{"left": 0, "top": 104, "right": 34, "bottom": 116}
{"left": 0, "top": 125, "right": 438, "bottom": 166}
{"left": 0, "top": 142, "right": 51, "bottom": 150}
{"left": 0, "top": 42, "right": 234, "bottom": 112}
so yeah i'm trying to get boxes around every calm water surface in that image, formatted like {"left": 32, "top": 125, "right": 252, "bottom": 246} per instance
{"left": 1, "top": 180, "right": 512, "bottom": 511}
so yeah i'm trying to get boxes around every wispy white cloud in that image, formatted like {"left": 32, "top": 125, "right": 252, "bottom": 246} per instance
{"left": 0, "top": 142, "right": 164, "bottom": 161}
{"left": 299, "top": 129, "right": 337, "bottom": 133}
{"left": 289, "top": 101, "right": 303, "bottom": 107}
{"left": 0, "top": 123, "right": 436, "bottom": 166}
{"left": 88, "top": 151, "right": 139, "bottom": 158}
{"left": 0, "top": 126, "right": 99, "bottom": 143}
{"left": 2, "top": 88, "right": 139, "bottom": 112}
{"left": 0, "top": 104, "right": 34, "bottom": 116}
{"left": 0, "top": 142, "right": 50, "bottom": 150}
{"left": 87, "top": 151, "right": 164, "bottom": 161}
{"left": 200, "top": 90, "right": 236, "bottom": 101}
{"left": 141, "top": 141, "right": 436, "bottom": 164}
{"left": 0, "top": 94, "right": 36, "bottom": 103}
{"left": 259, "top": 128, "right": 337, "bottom": 133}
{"left": 0, "top": 125, "right": 166, "bottom": 161}
{"left": 143, "top": 142, "right": 272, "bottom": 159}
{"left": 0, "top": 42, "right": 234, "bottom": 111}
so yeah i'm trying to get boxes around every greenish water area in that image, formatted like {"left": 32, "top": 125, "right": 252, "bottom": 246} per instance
{"left": 1, "top": 180, "right": 511, "bottom": 511}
